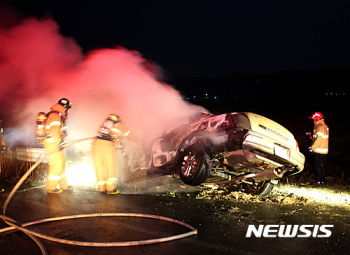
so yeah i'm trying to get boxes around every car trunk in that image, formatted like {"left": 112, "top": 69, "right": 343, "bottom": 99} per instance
{"left": 242, "top": 112, "right": 297, "bottom": 150}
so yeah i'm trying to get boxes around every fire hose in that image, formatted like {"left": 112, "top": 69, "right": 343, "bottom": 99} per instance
{"left": 0, "top": 137, "right": 197, "bottom": 254}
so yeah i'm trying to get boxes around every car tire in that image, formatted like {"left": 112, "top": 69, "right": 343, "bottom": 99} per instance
{"left": 178, "top": 144, "right": 211, "bottom": 186}
{"left": 242, "top": 180, "right": 274, "bottom": 196}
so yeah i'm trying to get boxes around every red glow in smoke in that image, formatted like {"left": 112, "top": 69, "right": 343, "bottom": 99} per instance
{"left": 0, "top": 16, "right": 204, "bottom": 148}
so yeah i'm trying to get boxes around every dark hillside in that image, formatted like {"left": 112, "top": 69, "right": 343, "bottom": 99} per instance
{"left": 168, "top": 68, "right": 350, "bottom": 101}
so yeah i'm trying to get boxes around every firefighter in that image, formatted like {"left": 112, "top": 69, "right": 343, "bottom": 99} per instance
{"left": 0, "top": 121, "right": 7, "bottom": 156}
{"left": 309, "top": 112, "right": 329, "bottom": 185}
{"left": 0, "top": 120, "right": 7, "bottom": 193}
{"left": 92, "top": 114, "right": 133, "bottom": 194}
{"left": 44, "top": 98, "right": 72, "bottom": 194}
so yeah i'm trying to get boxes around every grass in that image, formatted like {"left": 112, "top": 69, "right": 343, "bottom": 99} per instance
{"left": 284, "top": 160, "right": 349, "bottom": 186}
{"left": 0, "top": 157, "right": 47, "bottom": 186}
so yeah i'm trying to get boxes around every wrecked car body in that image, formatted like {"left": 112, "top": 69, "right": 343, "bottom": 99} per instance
{"left": 128, "top": 112, "right": 305, "bottom": 196}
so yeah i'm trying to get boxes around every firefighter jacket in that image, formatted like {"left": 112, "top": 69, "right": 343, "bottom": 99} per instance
{"left": 97, "top": 120, "right": 130, "bottom": 147}
{"left": 111, "top": 122, "right": 130, "bottom": 139}
{"left": 0, "top": 130, "right": 6, "bottom": 156}
{"left": 311, "top": 120, "right": 329, "bottom": 154}
{"left": 44, "top": 103, "right": 67, "bottom": 144}
{"left": 0, "top": 131, "right": 5, "bottom": 147}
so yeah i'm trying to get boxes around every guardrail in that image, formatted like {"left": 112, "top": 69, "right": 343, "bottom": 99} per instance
{"left": 5, "top": 147, "right": 48, "bottom": 163}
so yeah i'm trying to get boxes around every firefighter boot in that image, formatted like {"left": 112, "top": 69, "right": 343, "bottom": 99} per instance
{"left": 47, "top": 188, "right": 63, "bottom": 194}
{"left": 106, "top": 189, "right": 119, "bottom": 195}
{"left": 106, "top": 179, "right": 118, "bottom": 195}
{"left": 97, "top": 182, "right": 106, "bottom": 193}
{"left": 62, "top": 185, "right": 73, "bottom": 191}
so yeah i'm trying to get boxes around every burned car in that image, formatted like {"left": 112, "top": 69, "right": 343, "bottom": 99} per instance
{"left": 128, "top": 112, "right": 305, "bottom": 196}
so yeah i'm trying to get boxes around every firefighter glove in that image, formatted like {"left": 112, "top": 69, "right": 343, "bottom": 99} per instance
{"left": 59, "top": 141, "right": 66, "bottom": 151}
{"left": 308, "top": 146, "right": 313, "bottom": 155}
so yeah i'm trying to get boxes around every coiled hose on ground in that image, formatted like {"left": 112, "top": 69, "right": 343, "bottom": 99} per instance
{"left": 0, "top": 137, "right": 197, "bottom": 255}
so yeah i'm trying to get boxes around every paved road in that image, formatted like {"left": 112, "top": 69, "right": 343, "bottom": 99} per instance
{"left": 0, "top": 180, "right": 349, "bottom": 255}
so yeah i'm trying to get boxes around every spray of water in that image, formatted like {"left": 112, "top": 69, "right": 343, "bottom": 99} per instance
{"left": 0, "top": 16, "right": 204, "bottom": 149}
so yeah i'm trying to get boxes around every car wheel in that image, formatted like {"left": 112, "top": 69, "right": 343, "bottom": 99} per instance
{"left": 178, "top": 144, "right": 211, "bottom": 186}
{"left": 242, "top": 180, "right": 274, "bottom": 196}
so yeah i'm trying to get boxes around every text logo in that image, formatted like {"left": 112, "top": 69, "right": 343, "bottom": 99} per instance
{"left": 246, "top": 225, "right": 333, "bottom": 238}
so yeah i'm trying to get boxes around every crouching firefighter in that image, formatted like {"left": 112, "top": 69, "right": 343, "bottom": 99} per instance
{"left": 44, "top": 98, "right": 72, "bottom": 194}
{"left": 92, "top": 114, "right": 132, "bottom": 194}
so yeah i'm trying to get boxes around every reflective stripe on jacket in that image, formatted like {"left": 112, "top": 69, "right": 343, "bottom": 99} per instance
{"left": 311, "top": 122, "right": 329, "bottom": 154}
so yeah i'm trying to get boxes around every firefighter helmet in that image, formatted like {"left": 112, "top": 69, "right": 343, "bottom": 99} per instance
{"left": 309, "top": 112, "right": 324, "bottom": 120}
{"left": 58, "top": 98, "right": 72, "bottom": 109}
{"left": 107, "top": 114, "right": 121, "bottom": 123}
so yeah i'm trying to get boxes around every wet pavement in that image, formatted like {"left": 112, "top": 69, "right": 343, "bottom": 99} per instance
{"left": 0, "top": 178, "right": 350, "bottom": 255}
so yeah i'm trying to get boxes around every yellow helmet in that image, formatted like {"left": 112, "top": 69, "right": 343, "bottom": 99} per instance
{"left": 108, "top": 114, "right": 121, "bottom": 123}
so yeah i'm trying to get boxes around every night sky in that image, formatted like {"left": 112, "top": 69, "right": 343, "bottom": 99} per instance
{"left": 2, "top": 0, "right": 350, "bottom": 78}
